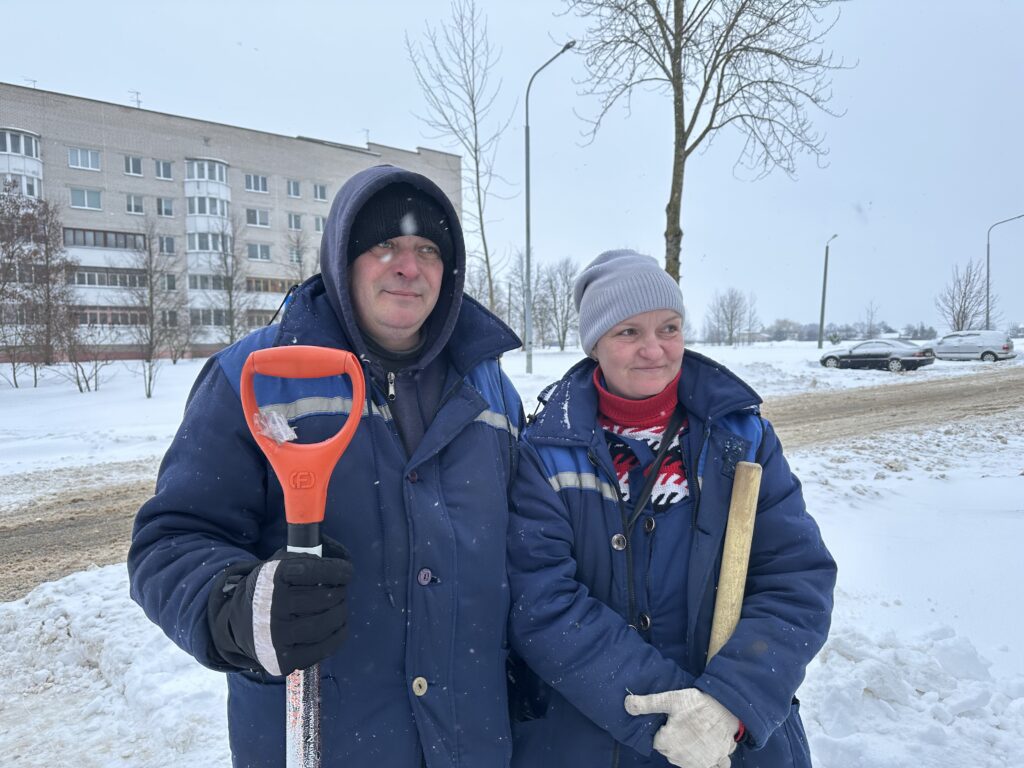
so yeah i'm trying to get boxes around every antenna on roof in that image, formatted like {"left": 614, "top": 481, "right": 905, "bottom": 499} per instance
{"left": 129, "top": 90, "right": 142, "bottom": 108}
{"left": 362, "top": 128, "right": 370, "bottom": 145}
{"left": 23, "top": 78, "right": 37, "bottom": 88}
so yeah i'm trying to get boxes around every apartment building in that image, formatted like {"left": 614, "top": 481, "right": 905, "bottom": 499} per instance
{"left": 0, "top": 81, "right": 460, "bottom": 356}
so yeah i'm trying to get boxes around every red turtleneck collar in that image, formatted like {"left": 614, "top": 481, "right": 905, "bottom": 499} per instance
{"left": 594, "top": 367, "right": 681, "bottom": 427}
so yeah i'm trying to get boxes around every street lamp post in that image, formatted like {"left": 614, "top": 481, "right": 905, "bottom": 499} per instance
{"left": 817, "top": 234, "right": 838, "bottom": 349}
{"left": 985, "top": 213, "right": 1024, "bottom": 330}
{"left": 524, "top": 40, "right": 575, "bottom": 374}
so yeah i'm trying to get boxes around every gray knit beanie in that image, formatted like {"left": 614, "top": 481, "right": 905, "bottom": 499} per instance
{"left": 574, "top": 249, "right": 685, "bottom": 355}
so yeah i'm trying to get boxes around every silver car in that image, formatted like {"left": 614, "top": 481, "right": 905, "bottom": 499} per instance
{"left": 932, "top": 331, "right": 1016, "bottom": 362}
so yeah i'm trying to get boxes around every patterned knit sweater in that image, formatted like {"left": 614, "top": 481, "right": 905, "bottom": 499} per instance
{"left": 594, "top": 368, "right": 689, "bottom": 513}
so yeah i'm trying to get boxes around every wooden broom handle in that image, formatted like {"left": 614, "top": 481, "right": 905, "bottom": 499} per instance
{"left": 707, "top": 461, "right": 762, "bottom": 661}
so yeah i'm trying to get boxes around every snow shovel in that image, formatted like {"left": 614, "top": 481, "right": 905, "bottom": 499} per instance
{"left": 707, "top": 461, "right": 762, "bottom": 661}
{"left": 240, "top": 345, "right": 366, "bottom": 768}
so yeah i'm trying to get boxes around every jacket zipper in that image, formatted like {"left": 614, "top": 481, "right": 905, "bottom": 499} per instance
{"left": 386, "top": 371, "right": 396, "bottom": 401}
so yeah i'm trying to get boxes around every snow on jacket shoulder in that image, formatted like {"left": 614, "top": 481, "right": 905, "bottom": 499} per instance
{"left": 128, "top": 276, "right": 523, "bottom": 767}
{"left": 507, "top": 351, "right": 836, "bottom": 768}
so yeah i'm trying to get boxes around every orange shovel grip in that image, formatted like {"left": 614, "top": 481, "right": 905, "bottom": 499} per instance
{"left": 240, "top": 346, "right": 365, "bottom": 525}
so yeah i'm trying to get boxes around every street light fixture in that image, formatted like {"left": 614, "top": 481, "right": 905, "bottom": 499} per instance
{"left": 985, "top": 213, "right": 1024, "bottom": 330}
{"left": 817, "top": 234, "right": 838, "bottom": 349}
{"left": 524, "top": 39, "right": 575, "bottom": 374}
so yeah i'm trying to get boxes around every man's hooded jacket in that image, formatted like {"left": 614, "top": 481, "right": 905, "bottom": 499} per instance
{"left": 129, "top": 165, "right": 523, "bottom": 767}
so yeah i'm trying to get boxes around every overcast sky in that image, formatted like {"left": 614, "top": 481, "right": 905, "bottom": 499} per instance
{"left": 5, "top": 0, "right": 1023, "bottom": 333}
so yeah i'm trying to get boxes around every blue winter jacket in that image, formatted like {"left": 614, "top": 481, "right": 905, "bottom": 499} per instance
{"left": 508, "top": 353, "right": 836, "bottom": 767}
{"left": 129, "top": 166, "right": 523, "bottom": 767}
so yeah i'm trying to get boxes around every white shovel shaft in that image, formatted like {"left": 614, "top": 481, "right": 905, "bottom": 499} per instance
{"left": 286, "top": 543, "right": 322, "bottom": 768}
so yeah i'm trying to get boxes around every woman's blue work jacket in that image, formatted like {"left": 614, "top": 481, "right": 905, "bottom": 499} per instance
{"left": 508, "top": 352, "right": 836, "bottom": 767}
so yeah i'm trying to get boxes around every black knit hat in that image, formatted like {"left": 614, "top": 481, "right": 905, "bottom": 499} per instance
{"left": 347, "top": 182, "right": 454, "bottom": 265}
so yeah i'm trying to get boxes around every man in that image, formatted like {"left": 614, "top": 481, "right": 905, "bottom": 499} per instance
{"left": 129, "top": 165, "right": 523, "bottom": 767}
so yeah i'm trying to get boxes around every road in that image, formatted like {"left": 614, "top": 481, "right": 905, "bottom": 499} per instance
{"left": 1, "top": 365, "right": 1022, "bottom": 601}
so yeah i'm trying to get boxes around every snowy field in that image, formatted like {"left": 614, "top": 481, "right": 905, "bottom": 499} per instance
{"left": 1, "top": 340, "right": 1022, "bottom": 767}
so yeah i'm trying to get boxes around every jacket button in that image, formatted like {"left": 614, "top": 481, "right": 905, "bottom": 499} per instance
{"left": 637, "top": 613, "right": 651, "bottom": 631}
{"left": 417, "top": 568, "right": 433, "bottom": 586}
{"left": 408, "top": 470, "right": 419, "bottom": 483}
{"left": 644, "top": 517, "right": 656, "bottom": 533}
{"left": 611, "top": 533, "right": 627, "bottom": 551}
{"left": 412, "top": 677, "right": 429, "bottom": 696}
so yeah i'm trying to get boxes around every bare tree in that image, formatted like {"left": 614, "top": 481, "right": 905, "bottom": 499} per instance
{"left": 58, "top": 321, "right": 117, "bottom": 392}
{"left": 464, "top": 259, "right": 491, "bottom": 305}
{"left": 209, "top": 213, "right": 258, "bottom": 346}
{"left": 539, "top": 257, "right": 579, "bottom": 350}
{"left": 13, "top": 194, "right": 78, "bottom": 373}
{"left": 287, "top": 229, "right": 314, "bottom": 284}
{"left": 506, "top": 251, "right": 546, "bottom": 346}
{"left": 704, "top": 287, "right": 747, "bottom": 345}
{"left": 766, "top": 317, "right": 800, "bottom": 342}
{"left": 743, "top": 291, "right": 760, "bottom": 344}
{"left": 862, "top": 299, "right": 880, "bottom": 339}
{"left": 935, "top": 259, "right": 989, "bottom": 332}
{"left": 682, "top": 304, "right": 695, "bottom": 341}
{"left": 122, "top": 218, "right": 190, "bottom": 396}
{"left": 566, "top": 0, "right": 845, "bottom": 280}
{"left": 407, "top": 0, "right": 513, "bottom": 311}
{"left": 0, "top": 179, "right": 35, "bottom": 386}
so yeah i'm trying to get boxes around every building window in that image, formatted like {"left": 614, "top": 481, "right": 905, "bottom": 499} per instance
{"left": 289, "top": 247, "right": 302, "bottom": 264}
{"left": 75, "top": 305, "right": 148, "bottom": 325}
{"left": 74, "top": 269, "right": 147, "bottom": 288}
{"left": 287, "top": 179, "right": 301, "bottom": 198}
{"left": 190, "top": 308, "right": 229, "bottom": 327}
{"left": 64, "top": 227, "right": 145, "bottom": 250}
{"left": 126, "top": 194, "right": 145, "bottom": 215}
{"left": 288, "top": 213, "right": 302, "bottom": 230}
{"left": 164, "top": 274, "right": 176, "bottom": 291}
{"left": 314, "top": 215, "right": 325, "bottom": 233}
{"left": 155, "top": 160, "right": 173, "bottom": 180}
{"left": 247, "top": 243, "right": 271, "bottom": 261}
{"left": 187, "top": 196, "right": 228, "bottom": 217}
{"left": 247, "top": 310, "right": 276, "bottom": 327}
{"left": 246, "top": 277, "right": 290, "bottom": 293}
{"left": 1, "top": 131, "right": 39, "bottom": 158}
{"left": 161, "top": 310, "right": 178, "bottom": 327}
{"left": 245, "top": 173, "right": 269, "bottom": 193}
{"left": 70, "top": 188, "right": 102, "bottom": 210}
{"left": 124, "top": 155, "right": 143, "bottom": 176}
{"left": 188, "top": 274, "right": 229, "bottom": 291}
{"left": 186, "top": 232, "right": 228, "bottom": 253}
{"left": 68, "top": 147, "right": 101, "bottom": 171}
{"left": 156, "top": 198, "right": 174, "bottom": 217}
{"left": 313, "top": 183, "right": 328, "bottom": 201}
{"left": 246, "top": 208, "right": 270, "bottom": 227}
{"left": 3, "top": 173, "right": 41, "bottom": 198}
{"left": 186, "top": 160, "right": 227, "bottom": 182}
{"left": 158, "top": 236, "right": 175, "bottom": 254}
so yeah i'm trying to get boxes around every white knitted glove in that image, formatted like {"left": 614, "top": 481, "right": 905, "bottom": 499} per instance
{"left": 625, "top": 688, "right": 739, "bottom": 768}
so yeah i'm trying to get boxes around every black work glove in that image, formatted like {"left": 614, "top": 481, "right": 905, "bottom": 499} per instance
{"left": 207, "top": 537, "right": 353, "bottom": 676}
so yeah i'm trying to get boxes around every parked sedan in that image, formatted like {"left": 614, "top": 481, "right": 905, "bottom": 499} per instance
{"left": 820, "top": 339, "right": 935, "bottom": 372}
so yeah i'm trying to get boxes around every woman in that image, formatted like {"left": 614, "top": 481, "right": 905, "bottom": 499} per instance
{"left": 508, "top": 249, "right": 836, "bottom": 768}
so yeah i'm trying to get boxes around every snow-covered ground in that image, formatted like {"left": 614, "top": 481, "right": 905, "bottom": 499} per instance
{"left": 1, "top": 341, "right": 1022, "bottom": 767}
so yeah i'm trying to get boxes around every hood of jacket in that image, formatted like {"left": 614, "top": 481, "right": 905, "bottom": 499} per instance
{"left": 527, "top": 349, "right": 763, "bottom": 445}
{"left": 319, "top": 164, "right": 465, "bottom": 373}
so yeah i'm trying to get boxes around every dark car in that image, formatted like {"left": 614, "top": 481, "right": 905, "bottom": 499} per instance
{"left": 820, "top": 339, "right": 935, "bottom": 372}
